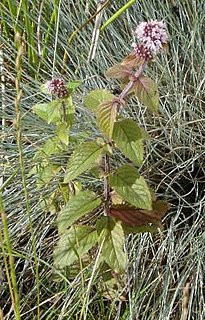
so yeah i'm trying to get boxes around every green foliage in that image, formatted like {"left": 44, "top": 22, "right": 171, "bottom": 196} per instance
{"left": 133, "top": 76, "right": 159, "bottom": 112}
{"left": 97, "top": 217, "right": 126, "bottom": 274}
{"left": 32, "top": 100, "right": 62, "bottom": 124}
{"left": 84, "top": 89, "right": 114, "bottom": 111}
{"left": 57, "top": 190, "right": 101, "bottom": 235}
{"left": 97, "top": 101, "right": 117, "bottom": 139}
{"left": 64, "top": 141, "right": 104, "bottom": 182}
{"left": 109, "top": 164, "right": 152, "bottom": 210}
{"left": 54, "top": 225, "right": 98, "bottom": 268}
{"left": 113, "top": 119, "right": 146, "bottom": 166}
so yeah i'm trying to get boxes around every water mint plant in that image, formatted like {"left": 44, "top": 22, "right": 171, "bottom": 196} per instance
{"left": 32, "top": 21, "right": 170, "bottom": 281}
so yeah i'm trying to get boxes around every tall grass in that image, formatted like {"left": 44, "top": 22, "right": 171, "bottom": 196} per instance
{"left": 0, "top": 0, "right": 204, "bottom": 319}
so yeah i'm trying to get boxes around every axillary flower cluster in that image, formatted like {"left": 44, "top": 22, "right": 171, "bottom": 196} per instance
{"left": 132, "top": 20, "right": 168, "bottom": 61}
{"left": 45, "top": 78, "right": 68, "bottom": 98}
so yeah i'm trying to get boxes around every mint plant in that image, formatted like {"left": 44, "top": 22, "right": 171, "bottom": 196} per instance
{"left": 32, "top": 20, "right": 170, "bottom": 281}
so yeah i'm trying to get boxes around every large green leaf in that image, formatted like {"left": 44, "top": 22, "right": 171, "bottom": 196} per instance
{"left": 32, "top": 100, "right": 61, "bottom": 124}
{"left": 109, "top": 164, "right": 152, "bottom": 210}
{"left": 57, "top": 190, "right": 101, "bottom": 234}
{"left": 64, "top": 141, "right": 104, "bottom": 182}
{"left": 133, "top": 76, "right": 159, "bottom": 112}
{"left": 54, "top": 225, "right": 98, "bottom": 268}
{"left": 97, "top": 101, "right": 117, "bottom": 139}
{"left": 84, "top": 89, "right": 114, "bottom": 112}
{"left": 113, "top": 119, "right": 146, "bottom": 166}
{"left": 97, "top": 217, "right": 126, "bottom": 274}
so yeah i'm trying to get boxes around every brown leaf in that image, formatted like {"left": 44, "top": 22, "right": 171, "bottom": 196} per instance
{"left": 121, "top": 52, "right": 143, "bottom": 68}
{"left": 109, "top": 200, "right": 170, "bottom": 227}
{"left": 105, "top": 63, "right": 133, "bottom": 79}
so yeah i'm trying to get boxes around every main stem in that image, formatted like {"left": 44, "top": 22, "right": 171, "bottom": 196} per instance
{"left": 103, "top": 153, "right": 110, "bottom": 216}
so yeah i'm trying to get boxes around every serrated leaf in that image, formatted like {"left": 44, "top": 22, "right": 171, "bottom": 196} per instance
{"left": 84, "top": 89, "right": 114, "bottom": 112}
{"left": 109, "top": 164, "right": 152, "bottom": 210}
{"left": 97, "top": 217, "right": 126, "bottom": 274}
{"left": 105, "top": 63, "right": 132, "bottom": 79}
{"left": 57, "top": 190, "right": 101, "bottom": 234}
{"left": 133, "top": 76, "right": 159, "bottom": 112}
{"left": 64, "top": 141, "right": 104, "bottom": 182}
{"left": 56, "top": 123, "right": 69, "bottom": 145}
{"left": 113, "top": 119, "right": 147, "bottom": 166}
{"left": 97, "top": 101, "right": 117, "bottom": 139}
{"left": 54, "top": 225, "right": 98, "bottom": 268}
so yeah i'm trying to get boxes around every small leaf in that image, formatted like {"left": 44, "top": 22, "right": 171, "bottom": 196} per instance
{"left": 33, "top": 100, "right": 61, "bottom": 124}
{"left": 56, "top": 123, "right": 69, "bottom": 145}
{"left": 54, "top": 225, "right": 98, "bottom": 268}
{"left": 105, "top": 63, "right": 132, "bottom": 79}
{"left": 64, "top": 141, "right": 104, "bottom": 182}
{"left": 66, "top": 80, "right": 81, "bottom": 94}
{"left": 113, "top": 119, "right": 148, "bottom": 166}
{"left": 57, "top": 190, "right": 101, "bottom": 234}
{"left": 109, "top": 164, "right": 152, "bottom": 210}
{"left": 65, "top": 96, "right": 75, "bottom": 126}
{"left": 97, "top": 101, "right": 117, "bottom": 139}
{"left": 121, "top": 52, "right": 143, "bottom": 68}
{"left": 97, "top": 217, "right": 126, "bottom": 274}
{"left": 133, "top": 76, "right": 159, "bottom": 112}
{"left": 84, "top": 89, "right": 114, "bottom": 112}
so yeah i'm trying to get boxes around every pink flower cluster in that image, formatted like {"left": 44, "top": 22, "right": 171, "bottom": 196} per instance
{"left": 133, "top": 20, "right": 168, "bottom": 61}
{"left": 45, "top": 78, "right": 68, "bottom": 98}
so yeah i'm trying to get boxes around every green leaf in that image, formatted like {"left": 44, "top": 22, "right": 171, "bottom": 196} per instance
{"left": 57, "top": 190, "right": 101, "bottom": 234}
{"left": 97, "top": 101, "right": 117, "bottom": 139}
{"left": 109, "top": 164, "right": 152, "bottom": 210}
{"left": 65, "top": 96, "right": 75, "bottom": 126}
{"left": 64, "top": 141, "right": 104, "bottom": 182}
{"left": 113, "top": 119, "right": 147, "bottom": 166}
{"left": 33, "top": 100, "right": 62, "bottom": 124}
{"left": 54, "top": 225, "right": 98, "bottom": 268}
{"left": 66, "top": 80, "right": 81, "bottom": 95}
{"left": 38, "top": 164, "right": 61, "bottom": 186}
{"left": 84, "top": 89, "right": 114, "bottom": 112}
{"left": 133, "top": 76, "right": 159, "bottom": 112}
{"left": 97, "top": 217, "right": 126, "bottom": 274}
{"left": 56, "top": 123, "right": 69, "bottom": 145}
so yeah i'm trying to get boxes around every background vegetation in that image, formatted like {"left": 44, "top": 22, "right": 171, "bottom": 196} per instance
{"left": 0, "top": 0, "right": 204, "bottom": 319}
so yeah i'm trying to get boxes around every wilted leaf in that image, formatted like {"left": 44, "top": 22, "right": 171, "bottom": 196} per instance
{"left": 113, "top": 119, "right": 148, "bottom": 166}
{"left": 97, "top": 217, "right": 126, "bottom": 274}
{"left": 84, "top": 89, "right": 114, "bottom": 112}
{"left": 57, "top": 190, "right": 101, "bottom": 234}
{"left": 64, "top": 141, "right": 104, "bottom": 182}
{"left": 105, "top": 63, "right": 132, "bottom": 79}
{"left": 97, "top": 101, "right": 117, "bottom": 139}
{"left": 109, "top": 164, "right": 152, "bottom": 210}
{"left": 133, "top": 76, "right": 159, "bottom": 112}
{"left": 54, "top": 225, "right": 98, "bottom": 268}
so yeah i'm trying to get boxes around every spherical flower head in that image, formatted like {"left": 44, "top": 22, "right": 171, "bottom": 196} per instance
{"left": 134, "top": 20, "right": 168, "bottom": 55}
{"left": 132, "top": 43, "right": 153, "bottom": 62}
{"left": 45, "top": 78, "right": 68, "bottom": 98}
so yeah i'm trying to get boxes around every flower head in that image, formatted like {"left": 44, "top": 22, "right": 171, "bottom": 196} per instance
{"left": 45, "top": 78, "right": 68, "bottom": 98}
{"left": 131, "top": 43, "right": 153, "bottom": 62}
{"left": 134, "top": 20, "right": 168, "bottom": 55}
